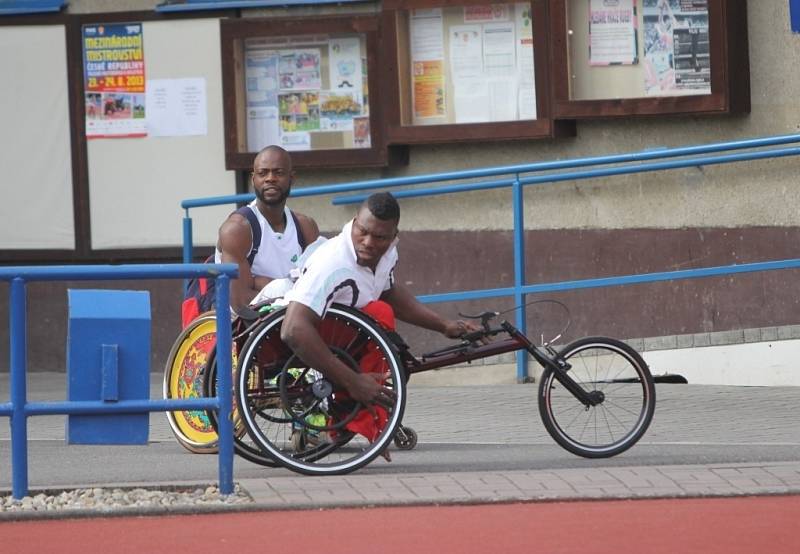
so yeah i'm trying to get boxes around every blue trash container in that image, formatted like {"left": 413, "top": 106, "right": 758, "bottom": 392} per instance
{"left": 66, "top": 289, "right": 151, "bottom": 445}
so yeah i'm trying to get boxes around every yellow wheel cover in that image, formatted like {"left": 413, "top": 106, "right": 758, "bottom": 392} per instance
{"left": 168, "top": 318, "right": 219, "bottom": 446}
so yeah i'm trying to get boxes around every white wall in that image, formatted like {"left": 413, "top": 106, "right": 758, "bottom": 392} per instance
{"left": 87, "top": 18, "right": 235, "bottom": 249}
{"left": 0, "top": 25, "right": 74, "bottom": 250}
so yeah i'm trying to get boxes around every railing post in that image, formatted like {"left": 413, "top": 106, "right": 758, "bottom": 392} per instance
{"left": 214, "top": 274, "right": 234, "bottom": 495}
{"left": 9, "top": 277, "right": 29, "bottom": 499}
{"left": 182, "top": 210, "right": 193, "bottom": 294}
{"left": 512, "top": 175, "right": 529, "bottom": 383}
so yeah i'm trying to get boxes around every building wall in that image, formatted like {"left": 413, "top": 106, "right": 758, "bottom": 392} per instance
{"left": 2, "top": 0, "right": 799, "bottom": 372}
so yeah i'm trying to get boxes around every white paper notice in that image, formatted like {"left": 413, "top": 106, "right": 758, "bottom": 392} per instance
{"left": 482, "top": 22, "right": 516, "bottom": 76}
{"left": 246, "top": 106, "right": 279, "bottom": 152}
{"left": 516, "top": 2, "right": 536, "bottom": 119}
{"left": 454, "top": 76, "right": 490, "bottom": 123}
{"left": 589, "top": 0, "right": 637, "bottom": 65}
{"left": 489, "top": 78, "right": 517, "bottom": 121}
{"left": 449, "top": 25, "right": 483, "bottom": 78}
{"left": 410, "top": 9, "right": 445, "bottom": 61}
{"left": 146, "top": 78, "right": 207, "bottom": 137}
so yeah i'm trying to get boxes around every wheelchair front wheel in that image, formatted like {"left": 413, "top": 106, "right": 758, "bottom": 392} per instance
{"left": 538, "top": 336, "right": 655, "bottom": 458}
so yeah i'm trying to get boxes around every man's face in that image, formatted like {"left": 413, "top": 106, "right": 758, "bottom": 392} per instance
{"left": 252, "top": 149, "right": 293, "bottom": 206}
{"left": 350, "top": 208, "right": 398, "bottom": 268}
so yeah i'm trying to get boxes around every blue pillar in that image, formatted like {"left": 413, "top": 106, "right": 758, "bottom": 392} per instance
{"left": 512, "top": 176, "right": 529, "bottom": 382}
{"left": 183, "top": 212, "right": 194, "bottom": 293}
{"left": 10, "top": 278, "right": 29, "bottom": 499}
{"left": 215, "top": 275, "right": 234, "bottom": 495}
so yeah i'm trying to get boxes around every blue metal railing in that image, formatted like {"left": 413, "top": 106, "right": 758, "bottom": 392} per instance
{"left": 0, "top": 263, "right": 238, "bottom": 500}
{"left": 180, "top": 132, "right": 800, "bottom": 382}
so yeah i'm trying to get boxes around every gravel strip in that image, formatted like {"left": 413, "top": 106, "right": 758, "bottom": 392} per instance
{"left": 0, "top": 484, "right": 253, "bottom": 516}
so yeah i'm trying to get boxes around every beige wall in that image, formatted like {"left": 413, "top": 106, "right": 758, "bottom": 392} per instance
{"left": 4, "top": 1, "right": 797, "bottom": 248}
{"left": 290, "top": 0, "right": 800, "bottom": 236}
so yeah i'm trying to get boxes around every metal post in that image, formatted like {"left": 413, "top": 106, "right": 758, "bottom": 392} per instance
{"left": 214, "top": 275, "right": 234, "bottom": 495}
{"left": 182, "top": 212, "right": 193, "bottom": 293}
{"left": 9, "top": 278, "right": 29, "bottom": 499}
{"left": 512, "top": 176, "right": 528, "bottom": 382}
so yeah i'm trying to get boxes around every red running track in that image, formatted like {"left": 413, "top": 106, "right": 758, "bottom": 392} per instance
{"left": 1, "top": 495, "right": 798, "bottom": 553}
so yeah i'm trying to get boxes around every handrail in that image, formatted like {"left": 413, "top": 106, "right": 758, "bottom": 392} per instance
{"left": 180, "top": 132, "right": 800, "bottom": 382}
{"left": 331, "top": 145, "right": 800, "bottom": 205}
{"left": 0, "top": 263, "right": 238, "bottom": 500}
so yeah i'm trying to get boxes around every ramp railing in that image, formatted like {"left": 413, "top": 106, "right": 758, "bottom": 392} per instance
{"left": 181, "top": 132, "right": 800, "bottom": 382}
{"left": 0, "top": 263, "right": 237, "bottom": 499}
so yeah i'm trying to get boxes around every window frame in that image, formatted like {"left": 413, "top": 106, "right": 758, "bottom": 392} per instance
{"left": 548, "top": 0, "right": 750, "bottom": 119}
{"left": 380, "top": 0, "right": 574, "bottom": 145}
{"left": 220, "top": 14, "right": 390, "bottom": 170}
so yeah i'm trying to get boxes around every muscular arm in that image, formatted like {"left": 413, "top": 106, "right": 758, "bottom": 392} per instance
{"left": 294, "top": 212, "right": 320, "bottom": 245}
{"left": 281, "top": 302, "right": 393, "bottom": 405}
{"left": 217, "top": 214, "right": 266, "bottom": 311}
{"left": 381, "top": 282, "right": 480, "bottom": 339}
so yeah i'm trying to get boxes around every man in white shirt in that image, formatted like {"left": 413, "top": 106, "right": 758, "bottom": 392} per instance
{"left": 281, "top": 192, "right": 481, "bottom": 407}
{"left": 217, "top": 145, "right": 319, "bottom": 312}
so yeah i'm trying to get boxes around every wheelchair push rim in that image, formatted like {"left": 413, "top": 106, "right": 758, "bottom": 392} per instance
{"left": 236, "top": 304, "right": 407, "bottom": 476}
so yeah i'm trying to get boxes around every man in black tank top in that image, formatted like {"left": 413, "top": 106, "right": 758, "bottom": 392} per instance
{"left": 217, "top": 145, "right": 319, "bottom": 311}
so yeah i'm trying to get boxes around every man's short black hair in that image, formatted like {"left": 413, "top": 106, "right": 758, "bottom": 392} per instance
{"left": 365, "top": 192, "right": 400, "bottom": 222}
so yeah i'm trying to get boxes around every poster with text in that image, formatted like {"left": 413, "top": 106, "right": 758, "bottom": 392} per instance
{"left": 589, "top": 0, "right": 638, "bottom": 65}
{"left": 353, "top": 116, "right": 371, "bottom": 148}
{"left": 329, "top": 37, "right": 362, "bottom": 91}
{"left": 643, "top": 0, "right": 709, "bottom": 95}
{"left": 464, "top": 5, "right": 510, "bottom": 22}
{"left": 320, "top": 91, "right": 362, "bottom": 131}
{"left": 412, "top": 60, "right": 446, "bottom": 119}
{"left": 279, "top": 49, "right": 321, "bottom": 91}
{"left": 83, "top": 23, "right": 146, "bottom": 138}
{"left": 278, "top": 91, "right": 320, "bottom": 133}
{"left": 245, "top": 48, "right": 280, "bottom": 107}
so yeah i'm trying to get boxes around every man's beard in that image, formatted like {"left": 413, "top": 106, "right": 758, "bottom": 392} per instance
{"left": 255, "top": 184, "right": 291, "bottom": 206}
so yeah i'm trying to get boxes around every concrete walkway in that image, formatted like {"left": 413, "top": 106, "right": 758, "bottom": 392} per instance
{"left": 1, "top": 373, "right": 799, "bottom": 514}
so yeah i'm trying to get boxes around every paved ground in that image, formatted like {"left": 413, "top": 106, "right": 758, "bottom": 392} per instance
{"left": 1, "top": 373, "right": 799, "bottom": 515}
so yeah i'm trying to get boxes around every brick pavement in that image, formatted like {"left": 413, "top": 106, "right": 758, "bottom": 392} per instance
{"left": 237, "top": 462, "right": 800, "bottom": 509}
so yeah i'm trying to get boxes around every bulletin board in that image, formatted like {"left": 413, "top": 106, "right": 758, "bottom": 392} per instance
{"left": 395, "top": 3, "right": 537, "bottom": 127}
{"left": 566, "top": 0, "right": 711, "bottom": 101}
{"left": 87, "top": 18, "right": 235, "bottom": 250}
{"left": 0, "top": 24, "right": 75, "bottom": 250}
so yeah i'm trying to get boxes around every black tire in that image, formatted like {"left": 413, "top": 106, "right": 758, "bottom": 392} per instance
{"left": 235, "top": 304, "right": 406, "bottom": 476}
{"left": 203, "top": 345, "right": 280, "bottom": 468}
{"left": 393, "top": 425, "right": 418, "bottom": 450}
{"left": 538, "top": 336, "right": 655, "bottom": 458}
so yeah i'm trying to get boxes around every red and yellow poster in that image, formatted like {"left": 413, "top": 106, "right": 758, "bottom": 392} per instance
{"left": 412, "top": 60, "right": 446, "bottom": 119}
{"left": 82, "top": 23, "right": 146, "bottom": 138}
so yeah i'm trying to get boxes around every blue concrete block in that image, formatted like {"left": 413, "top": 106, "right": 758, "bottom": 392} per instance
{"left": 67, "top": 289, "right": 151, "bottom": 445}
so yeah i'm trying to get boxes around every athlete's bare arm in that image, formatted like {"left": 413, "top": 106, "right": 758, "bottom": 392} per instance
{"left": 217, "top": 214, "right": 264, "bottom": 311}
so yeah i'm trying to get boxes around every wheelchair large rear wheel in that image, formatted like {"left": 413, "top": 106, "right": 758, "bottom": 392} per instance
{"left": 163, "top": 312, "right": 219, "bottom": 453}
{"left": 203, "top": 345, "right": 280, "bottom": 467}
{"left": 235, "top": 304, "right": 406, "bottom": 476}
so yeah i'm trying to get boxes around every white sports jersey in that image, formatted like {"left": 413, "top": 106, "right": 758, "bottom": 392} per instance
{"left": 215, "top": 202, "right": 303, "bottom": 279}
{"left": 284, "top": 219, "right": 398, "bottom": 317}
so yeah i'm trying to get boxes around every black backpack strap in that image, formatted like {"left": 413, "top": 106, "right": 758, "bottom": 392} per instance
{"left": 290, "top": 209, "right": 308, "bottom": 251}
{"left": 235, "top": 206, "right": 262, "bottom": 266}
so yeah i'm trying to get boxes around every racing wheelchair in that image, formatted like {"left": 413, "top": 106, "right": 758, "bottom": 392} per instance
{"left": 196, "top": 301, "right": 657, "bottom": 476}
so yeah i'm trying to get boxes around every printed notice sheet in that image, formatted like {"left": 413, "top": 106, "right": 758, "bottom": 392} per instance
{"left": 146, "top": 78, "right": 207, "bottom": 137}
